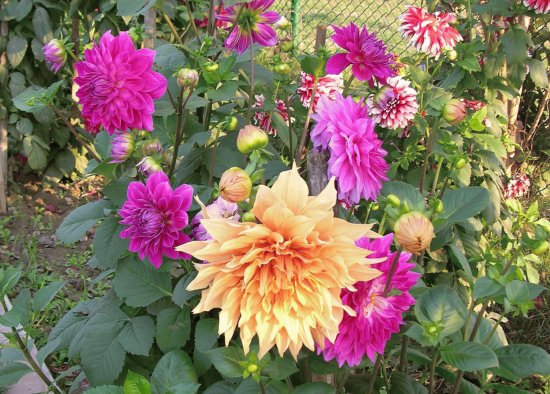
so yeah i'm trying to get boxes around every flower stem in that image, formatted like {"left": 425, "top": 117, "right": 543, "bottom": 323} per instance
{"left": 265, "top": 80, "right": 281, "bottom": 127}
{"left": 208, "top": 127, "right": 222, "bottom": 187}
{"left": 285, "top": 95, "right": 294, "bottom": 163}
{"left": 343, "top": 74, "right": 354, "bottom": 96}
{"left": 206, "top": 0, "right": 216, "bottom": 36}
{"left": 50, "top": 105, "right": 100, "bottom": 162}
{"left": 185, "top": 1, "right": 202, "bottom": 44}
{"left": 296, "top": 77, "right": 318, "bottom": 162}
{"left": 428, "top": 345, "right": 439, "bottom": 394}
{"left": 418, "top": 119, "right": 439, "bottom": 194}
{"left": 378, "top": 211, "right": 387, "bottom": 235}
{"left": 168, "top": 87, "right": 194, "bottom": 179}
{"left": 399, "top": 335, "right": 409, "bottom": 372}
{"left": 247, "top": 45, "right": 255, "bottom": 123}
{"left": 431, "top": 157, "right": 443, "bottom": 197}
{"left": 163, "top": 11, "right": 185, "bottom": 45}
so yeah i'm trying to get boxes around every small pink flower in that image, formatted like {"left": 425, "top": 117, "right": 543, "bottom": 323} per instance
{"left": 217, "top": 0, "right": 281, "bottom": 54}
{"left": 252, "top": 94, "right": 292, "bottom": 135}
{"left": 320, "top": 234, "right": 420, "bottom": 367}
{"left": 136, "top": 156, "right": 162, "bottom": 177}
{"left": 75, "top": 31, "right": 167, "bottom": 134}
{"left": 326, "top": 23, "right": 395, "bottom": 83}
{"left": 190, "top": 197, "right": 240, "bottom": 241}
{"left": 400, "top": 7, "right": 463, "bottom": 58}
{"left": 43, "top": 39, "right": 66, "bottom": 73}
{"left": 110, "top": 132, "right": 135, "bottom": 163}
{"left": 504, "top": 174, "right": 531, "bottom": 199}
{"left": 367, "top": 76, "right": 418, "bottom": 129}
{"left": 462, "top": 99, "right": 485, "bottom": 111}
{"left": 296, "top": 72, "right": 343, "bottom": 112}
{"left": 119, "top": 172, "right": 193, "bottom": 268}
{"left": 524, "top": 0, "right": 550, "bottom": 13}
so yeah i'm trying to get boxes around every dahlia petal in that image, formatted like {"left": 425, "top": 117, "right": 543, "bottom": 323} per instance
{"left": 252, "top": 24, "right": 278, "bottom": 47}
{"left": 326, "top": 53, "right": 351, "bottom": 75}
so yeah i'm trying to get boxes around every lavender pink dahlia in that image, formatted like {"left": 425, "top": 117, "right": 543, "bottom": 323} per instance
{"left": 119, "top": 172, "right": 193, "bottom": 268}
{"left": 43, "top": 39, "right": 67, "bottom": 73}
{"left": 217, "top": 0, "right": 281, "bottom": 54}
{"left": 74, "top": 31, "right": 167, "bottom": 134}
{"left": 320, "top": 234, "right": 420, "bottom": 367}
{"left": 190, "top": 197, "right": 240, "bottom": 241}
{"left": 326, "top": 23, "right": 395, "bottom": 83}
{"left": 367, "top": 76, "right": 419, "bottom": 129}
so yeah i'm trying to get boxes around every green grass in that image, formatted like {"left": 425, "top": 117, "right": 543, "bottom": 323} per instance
{"left": 274, "top": 0, "right": 422, "bottom": 54}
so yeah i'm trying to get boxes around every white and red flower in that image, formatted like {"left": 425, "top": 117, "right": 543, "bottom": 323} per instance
{"left": 367, "top": 76, "right": 418, "bottom": 129}
{"left": 252, "top": 94, "right": 292, "bottom": 135}
{"left": 296, "top": 72, "right": 343, "bottom": 112}
{"left": 524, "top": 0, "right": 550, "bottom": 13}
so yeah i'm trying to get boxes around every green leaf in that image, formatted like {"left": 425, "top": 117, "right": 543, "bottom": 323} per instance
{"left": 389, "top": 371, "right": 427, "bottom": 394}
{"left": 85, "top": 385, "right": 125, "bottom": 394}
{"left": 440, "top": 187, "right": 489, "bottom": 225}
{"left": 505, "top": 280, "right": 544, "bottom": 304}
{"left": 473, "top": 277, "right": 502, "bottom": 299}
{"left": 293, "top": 382, "right": 335, "bottom": 394}
{"left": 440, "top": 341, "right": 498, "bottom": 372}
{"left": 155, "top": 306, "right": 191, "bottom": 353}
{"left": 119, "top": 316, "right": 155, "bottom": 356}
{"left": 501, "top": 26, "right": 532, "bottom": 66}
{"left": 172, "top": 272, "right": 200, "bottom": 307}
{"left": 486, "top": 383, "right": 533, "bottom": 394}
{"left": 207, "top": 80, "right": 240, "bottom": 102}
{"left": 7, "top": 35, "right": 28, "bottom": 68}
{"left": 32, "top": 7, "right": 53, "bottom": 43}
{"left": 32, "top": 281, "right": 65, "bottom": 312}
{"left": 206, "top": 347, "right": 245, "bottom": 378}
{"left": 300, "top": 54, "right": 327, "bottom": 78}
{"left": 116, "top": 0, "right": 156, "bottom": 16}
{"left": 124, "top": 370, "right": 152, "bottom": 394}
{"left": 0, "top": 267, "right": 22, "bottom": 297}
{"left": 473, "top": 133, "right": 506, "bottom": 158}
{"left": 23, "top": 135, "right": 49, "bottom": 170}
{"left": 93, "top": 217, "right": 129, "bottom": 269}
{"left": 0, "top": 289, "right": 31, "bottom": 327}
{"left": 104, "top": 178, "right": 131, "bottom": 206}
{"left": 264, "top": 355, "right": 299, "bottom": 381}
{"left": 56, "top": 199, "right": 111, "bottom": 243}
{"left": 0, "top": 362, "right": 32, "bottom": 388}
{"left": 468, "top": 107, "right": 487, "bottom": 131}
{"left": 113, "top": 256, "right": 172, "bottom": 307}
{"left": 415, "top": 286, "right": 466, "bottom": 342}
{"left": 195, "top": 318, "right": 219, "bottom": 353}
{"left": 525, "top": 58, "right": 549, "bottom": 88}
{"left": 151, "top": 351, "right": 199, "bottom": 394}
{"left": 381, "top": 181, "right": 425, "bottom": 211}
{"left": 493, "top": 344, "right": 550, "bottom": 380}
{"left": 481, "top": 180, "right": 501, "bottom": 225}
{"left": 457, "top": 56, "right": 481, "bottom": 72}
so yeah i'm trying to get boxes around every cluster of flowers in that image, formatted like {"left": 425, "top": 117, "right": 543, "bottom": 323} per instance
{"left": 43, "top": 0, "right": 482, "bottom": 369}
{"left": 504, "top": 173, "right": 531, "bottom": 199}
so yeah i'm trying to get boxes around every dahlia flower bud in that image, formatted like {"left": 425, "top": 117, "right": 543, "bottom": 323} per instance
{"left": 274, "top": 16, "right": 290, "bottom": 29}
{"left": 176, "top": 68, "right": 199, "bottom": 88}
{"left": 137, "top": 156, "right": 162, "bottom": 177}
{"left": 236, "top": 125, "right": 268, "bottom": 154}
{"left": 110, "top": 132, "right": 135, "bottom": 163}
{"left": 219, "top": 167, "right": 252, "bottom": 203}
{"left": 142, "top": 139, "right": 163, "bottom": 155}
{"left": 442, "top": 99, "right": 467, "bottom": 125}
{"left": 128, "top": 26, "right": 144, "bottom": 44}
{"left": 394, "top": 212, "right": 435, "bottom": 255}
{"left": 43, "top": 39, "right": 67, "bottom": 73}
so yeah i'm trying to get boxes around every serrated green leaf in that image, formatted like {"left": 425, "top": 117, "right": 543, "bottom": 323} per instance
{"left": 56, "top": 199, "right": 111, "bottom": 244}
{"left": 119, "top": 316, "right": 155, "bottom": 356}
{"left": 440, "top": 341, "right": 498, "bottom": 372}
{"left": 124, "top": 370, "right": 152, "bottom": 394}
{"left": 7, "top": 35, "right": 28, "bottom": 68}
{"left": 32, "top": 7, "right": 53, "bottom": 43}
{"left": 195, "top": 318, "right": 219, "bottom": 353}
{"left": 492, "top": 344, "right": 550, "bottom": 380}
{"left": 389, "top": 371, "right": 427, "bottom": 394}
{"left": 0, "top": 362, "right": 33, "bottom": 388}
{"left": 440, "top": 187, "right": 489, "bottom": 225}
{"left": 206, "top": 347, "right": 245, "bottom": 378}
{"left": 32, "top": 281, "right": 65, "bottom": 312}
{"left": 93, "top": 217, "right": 129, "bottom": 269}
{"left": 155, "top": 306, "right": 191, "bottom": 353}
{"left": 151, "top": 351, "right": 199, "bottom": 394}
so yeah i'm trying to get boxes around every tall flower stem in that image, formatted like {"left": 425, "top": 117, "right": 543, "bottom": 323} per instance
{"left": 50, "top": 105, "right": 100, "bottom": 162}
{"left": 168, "top": 87, "right": 194, "bottom": 178}
{"left": 163, "top": 12, "right": 185, "bottom": 45}
{"left": 247, "top": 45, "right": 256, "bottom": 123}
{"left": 366, "top": 246, "right": 403, "bottom": 394}
{"left": 185, "top": 0, "right": 202, "bottom": 44}
{"left": 296, "top": 77, "right": 318, "bottom": 162}
{"left": 285, "top": 95, "right": 294, "bottom": 163}
{"left": 206, "top": 0, "right": 216, "bottom": 36}
{"left": 343, "top": 74, "right": 355, "bottom": 96}
{"left": 399, "top": 336, "right": 409, "bottom": 372}
{"left": 428, "top": 345, "right": 440, "bottom": 394}
{"left": 431, "top": 157, "right": 443, "bottom": 196}
{"left": 265, "top": 81, "right": 281, "bottom": 126}
{"left": 208, "top": 127, "right": 222, "bottom": 187}
{"left": 419, "top": 118, "right": 439, "bottom": 193}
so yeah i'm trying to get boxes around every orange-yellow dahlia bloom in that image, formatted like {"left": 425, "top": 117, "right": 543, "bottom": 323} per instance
{"left": 176, "top": 166, "right": 382, "bottom": 359}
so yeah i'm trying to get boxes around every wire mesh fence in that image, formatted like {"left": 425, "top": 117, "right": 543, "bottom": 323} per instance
{"left": 274, "top": 0, "right": 422, "bottom": 54}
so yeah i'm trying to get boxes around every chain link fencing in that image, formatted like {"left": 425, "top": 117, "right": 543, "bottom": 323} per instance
{"left": 274, "top": 0, "right": 422, "bottom": 54}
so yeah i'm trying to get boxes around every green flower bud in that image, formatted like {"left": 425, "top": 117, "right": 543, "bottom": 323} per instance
{"left": 386, "top": 194, "right": 401, "bottom": 208}
{"left": 237, "top": 125, "right": 269, "bottom": 154}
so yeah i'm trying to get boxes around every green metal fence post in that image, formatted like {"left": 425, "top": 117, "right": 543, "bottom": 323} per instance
{"left": 291, "top": 0, "right": 300, "bottom": 48}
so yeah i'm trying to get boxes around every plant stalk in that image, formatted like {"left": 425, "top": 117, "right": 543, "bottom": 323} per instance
{"left": 247, "top": 45, "right": 255, "bottom": 122}
{"left": 168, "top": 87, "right": 194, "bottom": 178}
{"left": 296, "top": 77, "right": 318, "bottom": 162}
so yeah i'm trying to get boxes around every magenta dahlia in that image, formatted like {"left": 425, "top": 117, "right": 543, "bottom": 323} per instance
{"left": 119, "top": 172, "right": 193, "bottom": 268}
{"left": 326, "top": 23, "right": 395, "bottom": 83}
{"left": 190, "top": 197, "right": 240, "bottom": 241}
{"left": 311, "top": 94, "right": 368, "bottom": 150}
{"left": 400, "top": 7, "right": 463, "bottom": 58}
{"left": 74, "top": 31, "right": 167, "bottom": 134}
{"left": 43, "top": 39, "right": 67, "bottom": 73}
{"left": 296, "top": 72, "right": 343, "bottom": 112}
{"left": 524, "top": 0, "right": 550, "bottom": 13}
{"left": 252, "top": 94, "right": 292, "bottom": 135}
{"left": 367, "top": 76, "right": 418, "bottom": 129}
{"left": 217, "top": 0, "right": 281, "bottom": 54}
{"left": 320, "top": 234, "right": 419, "bottom": 367}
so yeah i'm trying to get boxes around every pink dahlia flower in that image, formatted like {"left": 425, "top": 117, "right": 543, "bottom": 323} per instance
{"left": 314, "top": 94, "right": 388, "bottom": 204}
{"left": 326, "top": 23, "right": 395, "bottom": 83}
{"left": 110, "top": 131, "right": 135, "bottom": 163}
{"left": 400, "top": 7, "right": 463, "bottom": 58}
{"left": 504, "top": 174, "right": 531, "bottom": 199}
{"left": 190, "top": 197, "right": 240, "bottom": 241}
{"left": 296, "top": 72, "right": 343, "bottom": 112}
{"left": 119, "top": 172, "right": 193, "bottom": 268}
{"left": 43, "top": 39, "right": 66, "bottom": 73}
{"left": 217, "top": 0, "right": 281, "bottom": 54}
{"left": 311, "top": 94, "right": 368, "bottom": 150}
{"left": 367, "top": 76, "right": 418, "bottom": 129}
{"left": 321, "top": 234, "right": 419, "bottom": 367}
{"left": 252, "top": 94, "right": 292, "bottom": 135}
{"left": 524, "top": 0, "right": 550, "bottom": 13}
{"left": 74, "top": 31, "right": 167, "bottom": 134}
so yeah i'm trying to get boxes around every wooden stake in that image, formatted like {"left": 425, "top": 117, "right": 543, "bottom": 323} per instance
{"left": 314, "top": 24, "right": 327, "bottom": 52}
{"left": 143, "top": 7, "right": 157, "bottom": 49}
{"left": 0, "top": 21, "right": 8, "bottom": 214}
